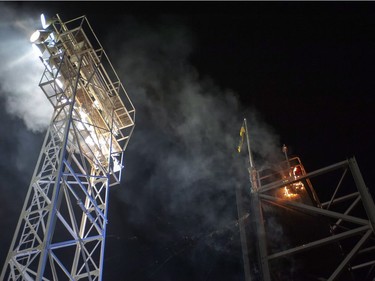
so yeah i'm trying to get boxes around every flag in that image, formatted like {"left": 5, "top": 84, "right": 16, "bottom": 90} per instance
{"left": 237, "top": 124, "right": 246, "bottom": 153}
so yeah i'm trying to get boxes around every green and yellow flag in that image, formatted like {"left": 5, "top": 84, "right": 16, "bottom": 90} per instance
{"left": 237, "top": 124, "right": 246, "bottom": 153}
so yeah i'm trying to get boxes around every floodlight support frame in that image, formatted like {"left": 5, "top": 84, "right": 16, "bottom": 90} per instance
{"left": 1, "top": 14, "right": 135, "bottom": 281}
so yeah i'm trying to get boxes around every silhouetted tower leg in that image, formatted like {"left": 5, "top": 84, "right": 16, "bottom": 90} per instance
{"left": 236, "top": 118, "right": 271, "bottom": 281}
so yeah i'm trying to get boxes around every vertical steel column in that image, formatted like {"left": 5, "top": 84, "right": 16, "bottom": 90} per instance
{"left": 235, "top": 184, "right": 252, "bottom": 281}
{"left": 244, "top": 119, "right": 271, "bottom": 281}
{"left": 36, "top": 55, "right": 83, "bottom": 279}
{"left": 250, "top": 192, "right": 271, "bottom": 281}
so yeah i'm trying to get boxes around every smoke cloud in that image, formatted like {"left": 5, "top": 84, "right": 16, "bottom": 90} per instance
{"left": 0, "top": 4, "right": 53, "bottom": 267}
{"left": 108, "top": 15, "right": 282, "bottom": 217}
{"left": 101, "top": 15, "right": 284, "bottom": 278}
{"left": 0, "top": 3, "right": 53, "bottom": 133}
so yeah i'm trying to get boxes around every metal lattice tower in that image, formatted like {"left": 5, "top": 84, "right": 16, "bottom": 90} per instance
{"left": 255, "top": 157, "right": 375, "bottom": 281}
{"left": 237, "top": 119, "right": 375, "bottom": 281}
{"left": 1, "top": 14, "right": 135, "bottom": 281}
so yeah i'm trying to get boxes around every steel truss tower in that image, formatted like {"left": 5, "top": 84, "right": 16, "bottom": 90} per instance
{"left": 1, "top": 14, "right": 135, "bottom": 281}
{"left": 237, "top": 120, "right": 375, "bottom": 281}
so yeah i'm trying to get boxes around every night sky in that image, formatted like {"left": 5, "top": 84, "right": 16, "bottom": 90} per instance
{"left": 0, "top": 2, "right": 374, "bottom": 281}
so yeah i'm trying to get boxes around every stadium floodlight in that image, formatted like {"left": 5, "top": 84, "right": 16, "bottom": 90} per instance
{"left": 41, "top": 13, "right": 54, "bottom": 29}
{"left": 1, "top": 13, "right": 136, "bottom": 281}
{"left": 30, "top": 30, "right": 52, "bottom": 43}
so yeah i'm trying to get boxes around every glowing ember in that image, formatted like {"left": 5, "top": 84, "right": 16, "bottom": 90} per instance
{"left": 281, "top": 182, "right": 305, "bottom": 199}
{"left": 283, "top": 186, "right": 299, "bottom": 198}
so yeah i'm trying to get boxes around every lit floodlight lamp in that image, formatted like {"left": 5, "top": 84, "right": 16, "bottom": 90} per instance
{"left": 41, "top": 13, "right": 55, "bottom": 29}
{"left": 30, "top": 30, "right": 52, "bottom": 44}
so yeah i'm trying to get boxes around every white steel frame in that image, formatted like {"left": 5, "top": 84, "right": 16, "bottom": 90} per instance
{"left": 1, "top": 14, "right": 135, "bottom": 281}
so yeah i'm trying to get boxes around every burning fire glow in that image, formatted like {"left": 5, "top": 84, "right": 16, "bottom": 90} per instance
{"left": 283, "top": 186, "right": 298, "bottom": 198}
{"left": 282, "top": 181, "right": 305, "bottom": 199}
{"left": 280, "top": 165, "right": 306, "bottom": 199}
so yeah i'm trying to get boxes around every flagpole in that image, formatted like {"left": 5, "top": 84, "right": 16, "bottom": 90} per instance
{"left": 244, "top": 118, "right": 258, "bottom": 192}
{"left": 237, "top": 118, "right": 254, "bottom": 281}
{"left": 244, "top": 118, "right": 254, "bottom": 169}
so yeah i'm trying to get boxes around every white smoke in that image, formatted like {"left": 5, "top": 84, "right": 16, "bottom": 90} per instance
{"left": 104, "top": 16, "right": 284, "bottom": 244}
{"left": 0, "top": 3, "right": 53, "bottom": 133}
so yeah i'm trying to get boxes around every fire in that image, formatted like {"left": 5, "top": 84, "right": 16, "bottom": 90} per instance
{"left": 279, "top": 164, "right": 306, "bottom": 199}
{"left": 283, "top": 186, "right": 298, "bottom": 198}
{"left": 281, "top": 181, "right": 305, "bottom": 199}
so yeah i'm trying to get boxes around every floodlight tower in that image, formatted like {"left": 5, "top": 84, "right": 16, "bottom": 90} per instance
{"left": 237, "top": 119, "right": 375, "bottom": 280}
{"left": 1, "top": 13, "right": 135, "bottom": 281}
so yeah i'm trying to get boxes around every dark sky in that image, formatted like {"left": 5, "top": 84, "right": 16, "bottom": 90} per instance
{"left": 0, "top": 2, "right": 374, "bottom": 281}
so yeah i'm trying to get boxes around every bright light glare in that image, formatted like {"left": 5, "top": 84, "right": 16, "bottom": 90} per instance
{"left": 112, "top": 156, "right": 122, "bottom": 172}
{"left": 41, "top": 14, "right": 50, "bottom": 29}
{"left": 30, "top": 30, "right": 40, "bottom": 43}
{"left": 30, "top": 30, "right": 55, "bottom": 44}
